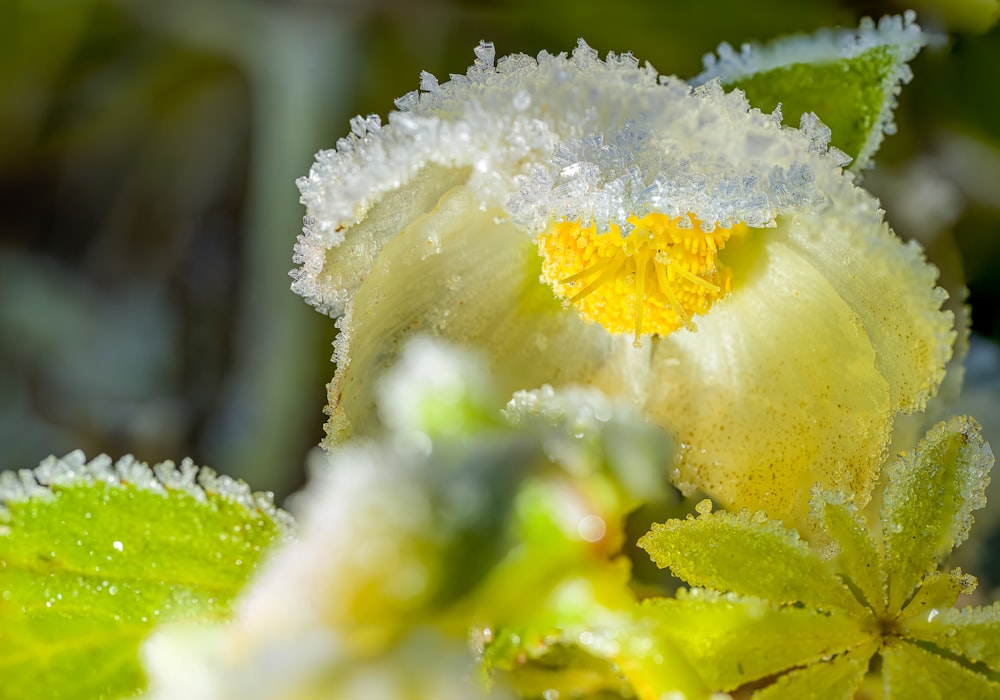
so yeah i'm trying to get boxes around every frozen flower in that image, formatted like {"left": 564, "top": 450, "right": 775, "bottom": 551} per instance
{"left": 292, "top": 40, "right": 953, "bottom": 522}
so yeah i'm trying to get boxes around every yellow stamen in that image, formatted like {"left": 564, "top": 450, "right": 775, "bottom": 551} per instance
{"left": 537, "top": 213, "right": 744, "bottom": 343}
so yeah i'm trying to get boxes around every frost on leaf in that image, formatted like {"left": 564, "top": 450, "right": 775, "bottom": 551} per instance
{"left": 636, "top": 417, "right": 999, "bottom": 698}
{"left": 694, "top": 12, "right": 928, "bottom": 170}
{"left": 881, "top": 415, "right": 992, "bottom": 612}
{"left": 0, "top": 451, "right": 292, "bottom": 700}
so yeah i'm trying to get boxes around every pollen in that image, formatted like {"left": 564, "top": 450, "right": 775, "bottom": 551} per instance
{"left": 538, "top": 213, "right": 745, "bottom": 346}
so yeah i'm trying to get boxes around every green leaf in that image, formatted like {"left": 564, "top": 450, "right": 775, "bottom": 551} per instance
{"left": 751, "top": 638, "right": 877, "bottom": 700}
{"left": 643, "top": 589, "right": 871, "bottom": 692}
{"left": 881, "top": 417, "right": 994, "bottom": 613}
{"left": 693, "top": 13, "right": 927, "bottom": 170}
{"left": 638, "top": 504, "right": 861, "bottom": 613}
{"left": 810, "top": 490, "right": 885, "bottom": 614}
{"left": 0, "top": 451, "right": 293, "bottom": 700}
{"left": 881, "top": 639, "right": 1000, "bottom": 699}
{"left": 898, "top": 568, "right": 977, "bottom": 621}
{"left": 901, "top": 602, "right": 1000, "bottom": 674}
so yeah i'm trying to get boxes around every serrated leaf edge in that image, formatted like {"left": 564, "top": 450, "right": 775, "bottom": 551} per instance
{"left": 693, "top": 11, "right": 929, "bottom": 171}
{"left": 0, "top": 450, "right": 295, "bottom": 535}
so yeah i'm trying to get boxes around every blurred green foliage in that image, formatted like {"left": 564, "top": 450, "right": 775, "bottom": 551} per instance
{"left": 1, "top": 0, "right": 998, "bottom": 516}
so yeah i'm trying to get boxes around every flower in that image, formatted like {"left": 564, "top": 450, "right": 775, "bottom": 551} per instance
{"left": 292, "top": 39, "right": 954, "bottom": 522}
{"left": 637, "top": 417, "right": 1000, "bottom": 698}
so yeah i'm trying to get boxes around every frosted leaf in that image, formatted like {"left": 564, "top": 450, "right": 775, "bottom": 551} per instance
{"left": 880, "top": 416, "right": 993, "bottom": 612}
{"left": 695, "top": 12, "right": 928, "bottom": 171}
{"left": 0, "top": 452, "right": 291, "bottom": 700}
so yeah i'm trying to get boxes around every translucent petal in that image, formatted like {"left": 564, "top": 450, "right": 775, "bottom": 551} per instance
{"left": 638, "top": 508, "right": 863, "bottom": 613}
{"left": 751, "top": 638, "right": 878, "bottom": 700}
{"left": 643, "top": 590, "right": 872, "bottom": 692}
{"left": 881, "top": 639, "right": 1000, "bottom": 699}
{"left": 901, "top": 602, "right": 1000, "bottom": 674}
{"left": 645, "top": 229, "right": 891, "bottom": 523}
{"left": 777, "top": 180, "right": 954, "bottom": 418}
{"left": 294, "top": 42, "right": 848, "bottom": 316}
{"left": 323, "top": 185, "right": 622, "bottom": 441}
{"left": 881, "top": 417, "right": 994, "bottom": 613}
{"left": 811, "top": 490, "right": 886, "bottom": 614}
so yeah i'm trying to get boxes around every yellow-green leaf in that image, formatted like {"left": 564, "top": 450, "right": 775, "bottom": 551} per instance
{"left": 881, "top": 639, "right": 1000, "bottom": 699}
{"left": 693, "top": 13, "right": 926, "bottom": 170}
{"left": 751, "top": 638, "right": 878, "bottom": 700}
{"left": 881, "top": 417, "right": 993, "bottom": 613}
{"left": 811, "top": 490, "right": 886, "bottom": 614}
{"left": 638, "top": 507, "right": 861, "bottom": 613}
{"left": 0, "top": 451, "right": 292, "bottom": 700}
{"left": 901, "top": 602, "right": 1000, "bottom": 674}
{"left": 643, "top": 589, "right": 871, "bottom": 692}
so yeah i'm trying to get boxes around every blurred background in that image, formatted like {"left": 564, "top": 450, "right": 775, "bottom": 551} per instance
{"left": 2, "top": 0, "right": 998, "bottom": 515}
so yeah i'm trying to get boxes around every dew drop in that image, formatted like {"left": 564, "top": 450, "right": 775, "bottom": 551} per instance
{"left": 577, "top": 515, "right": 606, "bottom": 543}
{"left": 112, "top": 541, "right": 124, "bottom": 552}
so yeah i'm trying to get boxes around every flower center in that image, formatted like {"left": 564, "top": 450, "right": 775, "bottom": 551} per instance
{"left": 537, "top": 213, "right": 744, "bottom": 346}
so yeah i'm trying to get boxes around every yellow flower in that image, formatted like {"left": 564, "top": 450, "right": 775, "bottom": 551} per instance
{"left": 292, "top": 40, "right": 954, "bottom": 522}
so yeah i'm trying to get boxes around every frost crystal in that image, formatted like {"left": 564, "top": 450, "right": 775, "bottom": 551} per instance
{"left": 0, "top": 451, "right": 293, "bottom": 532}
{"left": 695, "top": 12, "right": 928, "bottom": 170}
{"left": 293, "top": 39, "right": 847, "bottom": 316}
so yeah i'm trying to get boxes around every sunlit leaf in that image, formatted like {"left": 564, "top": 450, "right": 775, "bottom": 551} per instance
{"left": 642, "top": 589, "right": 871, "bottom": 692}
{"left": 638, "top": 504, "right": 861, "bottom": 613}
{"left": 0, "top": 451, "right": 292, "bottom": 700}
{"left": 901, "top": 602, "right": 1000, "bottom": 673}
{"left": 881, "top": 639, "right": 1000, "bottom": 699}
{"left": 693, "top": 13, "right": 927, "bottom": 170}
{"left": 750, "top": 638, "right": 878, "bottom": 700}
{"left": 881, "top": 416, "right": 993, "bottom": 612}
{"left": 810, "top": 490, "right": 885, "bottom": 613}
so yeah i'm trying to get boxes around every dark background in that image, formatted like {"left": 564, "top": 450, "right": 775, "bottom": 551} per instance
{"left": 2, "top": 0, "right": 998, "bottom": 509}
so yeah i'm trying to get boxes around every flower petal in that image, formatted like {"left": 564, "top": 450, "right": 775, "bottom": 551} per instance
{"left": 322, "top": 185, "right": 622, "bottom": 441}
{"left": 645, "top": 169, "right": 954, "bottom": 522}
{"left": 645, "top": 229, "right": 891, "bottom": 522}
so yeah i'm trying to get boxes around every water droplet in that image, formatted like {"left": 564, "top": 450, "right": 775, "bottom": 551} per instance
{"left": 577, "top": 514, "right": 606, "bottom": 543}
{"left": 112, "top": 541, "right": 124, "bottom": 552}
{"left": 108, "top": 585, "right": 118, "bottom": 596}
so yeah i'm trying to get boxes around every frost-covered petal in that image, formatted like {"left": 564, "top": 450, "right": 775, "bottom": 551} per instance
{"left": 644, "top": 164, "right": 953, "bottom": 521}
{"left": 294, "top": 40, "right": 953, "bottom": 524}
{"left": 322, "top": 185, "right": 625, "bottom": 442}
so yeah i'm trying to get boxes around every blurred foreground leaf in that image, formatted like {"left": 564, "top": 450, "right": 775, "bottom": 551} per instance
{"left": 0, "top": 451, "right": 292, "bottom": 700}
